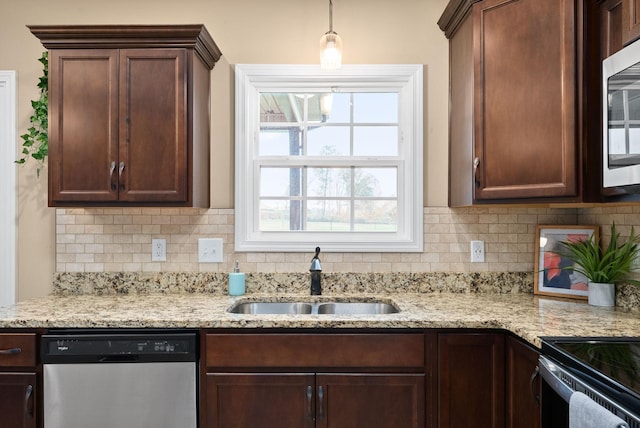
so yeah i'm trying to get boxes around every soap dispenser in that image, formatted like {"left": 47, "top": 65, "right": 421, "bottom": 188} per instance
{"left": 228, "top": 260, "right": 245, "bottom": 296}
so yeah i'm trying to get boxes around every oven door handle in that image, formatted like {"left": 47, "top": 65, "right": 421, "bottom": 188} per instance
{"left": 538, "top": 355, "right": 574, "bottom": 403}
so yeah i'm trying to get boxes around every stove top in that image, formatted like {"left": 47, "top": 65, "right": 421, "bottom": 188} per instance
{"left": 541, "top": 337, "right": 640, "bottom": 413}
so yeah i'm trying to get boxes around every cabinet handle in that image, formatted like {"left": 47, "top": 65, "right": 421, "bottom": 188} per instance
{"left": 118, "top": 162, "right": 125, "bottom": 191}
{"left": 317, "top": 385, "right": 324, "bottom": 420}
{"left": 473, "top": 157, "right": 480, "bottom": 187}
{"left": 530, "top": 366, "right": 540, "bottom": 406}
{"left": 0, "top": 347, "right": 21, "bottom": 355}
{"left": 306, "top": 385, "right": 313, "bottom": 420}
{"left": 109, "top": 161, "right": 117, "bottom": 191}
{"left": 24, "top": 384, "right": 33, "bottom": 417}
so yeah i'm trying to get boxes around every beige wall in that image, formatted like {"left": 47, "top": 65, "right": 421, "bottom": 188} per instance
{"left": 1, "top": 0, "right": 450, "bottom": 299}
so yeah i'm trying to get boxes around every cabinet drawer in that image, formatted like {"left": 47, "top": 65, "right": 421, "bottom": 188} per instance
{"left": 206, "top": 333, "right": 424, "bottom": 369}
{"left": 0, "top": 334, "right": 37, "bottom": 367}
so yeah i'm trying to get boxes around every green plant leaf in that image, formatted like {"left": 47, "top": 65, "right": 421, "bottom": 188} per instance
{"left": 17, "top": 52, "right": 48, "bottom": 172}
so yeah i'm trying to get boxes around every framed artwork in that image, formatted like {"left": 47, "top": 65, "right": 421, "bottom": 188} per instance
{"left": 534, "top": 225, "right": 599, "bottom": 299}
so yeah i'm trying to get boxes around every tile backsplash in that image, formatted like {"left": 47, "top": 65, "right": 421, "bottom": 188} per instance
{"left": 55, "top": 205, "right": 640, "bottom": 274}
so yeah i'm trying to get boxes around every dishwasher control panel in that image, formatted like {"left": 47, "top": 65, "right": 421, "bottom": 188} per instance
{"left": 42, "top": 331, "right": 197, "bottom": 363}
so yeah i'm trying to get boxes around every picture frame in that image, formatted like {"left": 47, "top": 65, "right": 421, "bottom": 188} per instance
{"left": 534, "top": 225, "right": 599, "bottom": 299}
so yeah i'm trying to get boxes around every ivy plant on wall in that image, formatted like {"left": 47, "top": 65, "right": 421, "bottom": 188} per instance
{"left": 16, "top": 52, "right": 48, "bottom": 177}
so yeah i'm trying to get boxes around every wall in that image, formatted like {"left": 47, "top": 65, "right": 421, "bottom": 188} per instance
{"left": 3, "top": 1, "right": 639, "bottom": 299}
{"left": 1, "top": 0, "right": 449, "bottom": 299}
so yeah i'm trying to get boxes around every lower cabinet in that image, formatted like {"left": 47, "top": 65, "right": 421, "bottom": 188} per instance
{"left": 0, "top": 373, "right": 37, "bottom": 428}
{"left": 0, "top": 333, "right": 37, "bottom": 428}
{"left": 206, "top": 373, "right": 425, "bottom": 428}
{"left": 506, "top": 335, "right": 541, "bottom": 428}
{"left": 437, "top": 332, "right": 505, "bottom": 428}
{"left": 203, "top": 332, "right": 426, "bottom": 428}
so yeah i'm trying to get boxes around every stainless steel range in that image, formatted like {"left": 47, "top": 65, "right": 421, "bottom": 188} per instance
{"left": 540, "top": 337, "right": 640, "bottom": 428}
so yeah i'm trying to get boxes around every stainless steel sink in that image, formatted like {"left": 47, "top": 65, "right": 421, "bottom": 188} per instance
{"left": 316, "top": 302, "right": 398, "bottom": 315}
{"left": 228, "top": 300, "right": 399, "bottom": 315}
{"left": 228, "top": 302, "right": 313, "bottom": 314}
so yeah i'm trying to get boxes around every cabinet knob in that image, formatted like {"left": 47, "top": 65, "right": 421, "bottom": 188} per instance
{"left": 109, "top": 161, "right": 117, "bottom": 191}
{"left": 118, "top": 162, "right": 125, "bottom": 191}
{"left": 306, "top": 385, "right": 313, "bottom": 420}
{"left": 24, "top": 384, "right": 33, "bottom": 418}
{"left": 0, "top": 347, "right": 21, "bottom": 355}
{"left": 317, "top": 385, "right": 324, "bottom": 420}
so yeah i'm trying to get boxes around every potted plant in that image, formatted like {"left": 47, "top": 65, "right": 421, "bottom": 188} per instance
{"left": 558, "top": 223, "right": 640, "bottom": 307}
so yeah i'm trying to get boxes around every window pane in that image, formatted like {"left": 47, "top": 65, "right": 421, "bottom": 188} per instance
{"left": 308, "top": 168, "right": 351, "bottom": 197}
{"left": 354, "top": 93, "right": 398, "bottom": 123}
{"left": 307, "top": 126, "right": 350, "bottom": 156}
{"left": 354, "top": 200, "right": 398, "bottom": 231}
{"left": 307, "top": 200, "right": 351, "bottom": 231}
{"left": 355, "top": 168, "right": 397, "bottom": 197}
{"left": 354, "top": 126, "right": 398, "bottom": 156}
{"left": 259, "top": 128, "right": 302, "bottom": 156}
{"left": 324, "top": 93, "right": 351, "bottom": 123}
{"left": 260, "top": 93, "right": 303, "bottom": 123}
{"left": 259, "top": 200, "right": 291, "bottom": 231}
{"left": 261, "top": 167, "right": 302, "bottom": 197}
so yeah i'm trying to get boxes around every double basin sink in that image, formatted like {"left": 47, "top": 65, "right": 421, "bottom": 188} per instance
{"left": 228, "top": 299, "right": 399, "bottom": 315}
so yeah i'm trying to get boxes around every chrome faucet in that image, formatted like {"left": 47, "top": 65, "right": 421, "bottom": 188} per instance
{"left": 310, "top": 247, "right": 322, "bottom": 295}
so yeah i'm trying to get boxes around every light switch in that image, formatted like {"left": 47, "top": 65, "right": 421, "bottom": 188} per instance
{"left": 199, "top": 238, "right": 223, "bottom": 263}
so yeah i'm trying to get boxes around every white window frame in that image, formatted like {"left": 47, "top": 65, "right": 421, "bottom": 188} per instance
{"left": 0, "top": 71, "right": 17, "bottom": 306}
{"left": 235, "top": 64, "right": 423, "bottom": 252}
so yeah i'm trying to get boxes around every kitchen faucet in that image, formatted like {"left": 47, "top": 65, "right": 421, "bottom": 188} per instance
{"left": 310, "top": 247, "right": 322, "bottom": 295}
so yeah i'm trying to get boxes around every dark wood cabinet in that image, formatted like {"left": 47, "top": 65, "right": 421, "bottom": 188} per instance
{"left": 623, "top": 0, "right": 640, "bottom": 44}
{"left": 206, "top": 373, "right": 424, "bottom": 428}
{"left": 506, "top": 335, "right": 540, "bottom": 428}
{"left": 0, "top": 334, "right": 37, "bottom": 428}
{"left": 439, "top": 0, "right": 581, "bottom": 205}
{"left": 203, "top": 332, "right": 426, "bottom": 428}
{"left": 29, "top": 25, "right": 221, "bottom": 207}
{"left": 437, "top": 332, "right": 505, "bottom": 428}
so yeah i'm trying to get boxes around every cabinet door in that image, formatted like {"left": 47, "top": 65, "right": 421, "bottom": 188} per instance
{"left": 206, "top": 373, "right": 315, "bottom": 428}
{"left": 49, "top": 49, "right": 119, "bottom": 203}
{"left": 316, "top": 374, "right": 425, "bottom": 428}
{"left": 506, "top": 336, "right": 540, "bottom": 428}
{"left": 473, "top": 0, "right": 577, "bottom": 201}
{"left": 438, "top": 333, "right": 505, "bottom": 428}
{"left": 623, "top": 0, "right": 640, "bottom": 44}
{"left": 602, "top": 0, "right": 624, "bottom": 57}
{"left": 119, "top": 49, "right": 187, "bottom": 203}
{"left": 0, "top": 373, "right": 36, "bottom": 428}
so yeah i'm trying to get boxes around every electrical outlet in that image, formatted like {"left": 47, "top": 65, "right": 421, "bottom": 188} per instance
{"left": 470, "top": 240, "right": 485, "bottom": 263}
{"left": 151, "top": 239, "right": 166, "bottom": 262}
{"left": 632, "top": 244, "right": 640, "bottom": 272}
{"left": 199, "top": 238, "right": 223, "bottom": 263}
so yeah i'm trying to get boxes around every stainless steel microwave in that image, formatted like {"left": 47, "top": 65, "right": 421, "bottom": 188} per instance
{"left": 603, "top": 39, "right": 640, "bottom": 193}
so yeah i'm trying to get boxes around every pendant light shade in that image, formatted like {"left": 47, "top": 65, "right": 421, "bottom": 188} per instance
{"left": 320, "top": 0, "right": 342, "bottom": 69}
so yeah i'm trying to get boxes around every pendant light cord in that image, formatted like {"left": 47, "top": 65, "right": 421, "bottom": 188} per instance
{"left": 329, "top": 0, "right": 334, "bottom": 33}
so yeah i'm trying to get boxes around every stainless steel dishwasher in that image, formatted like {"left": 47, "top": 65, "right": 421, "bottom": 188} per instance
{"left": 41, "top": 329, "right": 198, "bottom": 428}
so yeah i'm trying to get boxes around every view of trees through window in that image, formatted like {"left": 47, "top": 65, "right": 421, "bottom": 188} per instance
{"left": 258, "top": 92, "right": 399, "bottom": 232}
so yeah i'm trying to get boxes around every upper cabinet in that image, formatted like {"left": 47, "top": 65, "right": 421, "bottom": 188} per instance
{"left": 29, "top": 25, "right": 221, "bottom": 208}
{"left": 623, "top": 0, "right": 640, "bottom": 44}
{"left": 439, "top": 0, "right": 583, "bottom": 205}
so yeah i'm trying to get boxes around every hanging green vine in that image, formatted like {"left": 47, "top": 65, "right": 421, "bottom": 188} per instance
{"left": 16, "top": 52, "right": 48, "bottom": 176}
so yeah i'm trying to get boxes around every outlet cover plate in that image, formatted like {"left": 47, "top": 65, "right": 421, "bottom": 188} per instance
{"left": 470, "top": 240, "right": 485, "bottom": 263}
{"left": 199, "top": 238, "right": 223, "bottom": 263}
{"left": 152, "top": 239, "right": 166, "bottom": 262}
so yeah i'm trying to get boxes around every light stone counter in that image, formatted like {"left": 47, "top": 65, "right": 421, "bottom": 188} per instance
{"left": 2, "top": 292, "right": 640, "bottom": 348}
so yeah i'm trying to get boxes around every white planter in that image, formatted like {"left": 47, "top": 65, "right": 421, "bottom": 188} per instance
{"left": 588, "top": 282, "right": 615, "bottom": 307}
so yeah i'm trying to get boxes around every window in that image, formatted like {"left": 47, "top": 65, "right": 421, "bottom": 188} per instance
{"left": 235, "top": 64, "right": 423, "bottom": 252}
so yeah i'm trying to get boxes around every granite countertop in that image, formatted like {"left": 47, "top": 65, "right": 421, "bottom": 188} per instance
{"left": 2, "top": 292, "right": 640, "bottom": 348}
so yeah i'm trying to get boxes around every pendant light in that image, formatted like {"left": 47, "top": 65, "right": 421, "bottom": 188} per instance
{"left": 319, "top": 0, "right": 342, "bottom": 69}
